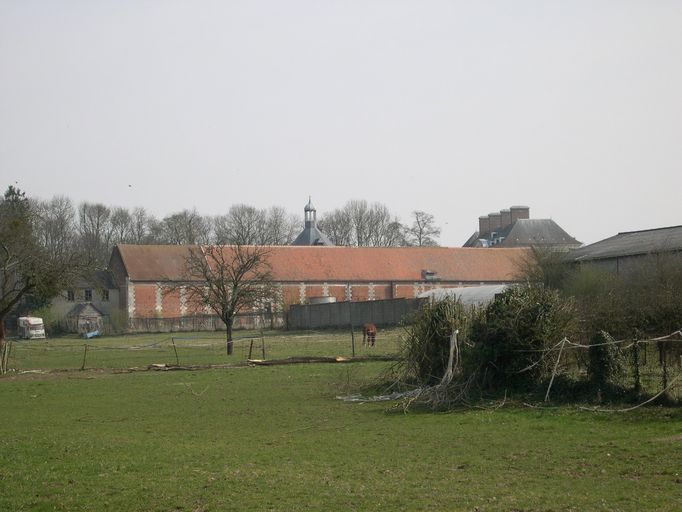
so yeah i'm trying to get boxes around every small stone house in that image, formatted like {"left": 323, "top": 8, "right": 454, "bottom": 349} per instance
{"left": 51, "top": 270, "right": 120, "bottom": 332}
{"left": 66, "top": 303, "right": 105, "bottom": 334}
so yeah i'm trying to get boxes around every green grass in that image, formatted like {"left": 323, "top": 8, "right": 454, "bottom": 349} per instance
{"left": 1, "top": 331, "right": 682, "bottom": 511}
{"left": 5, "top": 328, "right": 402, "bottom": 371}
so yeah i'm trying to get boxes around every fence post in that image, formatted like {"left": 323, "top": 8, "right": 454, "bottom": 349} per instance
{"left": 658, "top": 341, "right": 668, "bottom": 396}
{"left": 171, "top": 337, "right": 179, "bottom": 365}
{"left": 632, "top": 339, "right": 641, "bottom": 394}
{"left": 349, "top": 302, "right": 355, "bottom": 357}
{"left": 81, "top": 344, "right": 89, "bottom": 371}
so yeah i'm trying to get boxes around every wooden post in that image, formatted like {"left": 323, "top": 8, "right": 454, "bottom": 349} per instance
{"left": 260, "top": 312, "right": 266, "bottom": 360}
{"left": 659, "top": 341, "right": 668, "bottom": 394}
{"left": 81, "top": 344, "right": 88, "bottom": 371}
{"left": 349, "top": 301, "right": 355, "bottom": 358}
{"left": 248, "top": 339, "right": 254, "bottom": 359}
{"left": 171, "top": 337, "right": 179, "bottom": 365}
{"left": 632, "top": 340, "right": 641, "bottom": 394}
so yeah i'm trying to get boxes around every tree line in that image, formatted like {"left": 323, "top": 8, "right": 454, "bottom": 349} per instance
{"left": 26, "top": 193, "right": 442, "bottom": 267}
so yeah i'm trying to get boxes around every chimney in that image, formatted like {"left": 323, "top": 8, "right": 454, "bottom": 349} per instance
{"left": 478, "top": 215, "right": 490, "bottom": 236}
{"left": 510, "top": 205, "right": 530, "bottom": 224}
{"left": 488, "top": 212, "right": 502, "bottom": 232}
{"left": 500, "top": 209, "right": 512, "bottom": 228}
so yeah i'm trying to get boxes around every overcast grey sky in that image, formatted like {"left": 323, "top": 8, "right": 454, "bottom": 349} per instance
{"left": 1, "top": 1, "right": 680, "bottom": 246}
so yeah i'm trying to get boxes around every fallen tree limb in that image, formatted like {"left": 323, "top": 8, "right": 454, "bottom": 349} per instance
{"left": 248, "top": 355, "right": 398, "bottom": 366}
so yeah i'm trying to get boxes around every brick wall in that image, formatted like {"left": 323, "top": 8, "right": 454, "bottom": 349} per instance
{"left": 127, "top": 280, "right": 496, "bottom": 320}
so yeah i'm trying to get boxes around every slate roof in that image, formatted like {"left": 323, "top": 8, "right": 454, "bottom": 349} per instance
{"left": 72, "top": 269, "right": 116, "bottom": 289}
{"left": 464, "top": 219, "right": 580, "bottom": 248}
{"left": 498, "top": 219, "right": 580, "bottom": 248}
{"left": 112, "top": 244, "right": 529, "bottom": 283}
{"left": 67, "top": 303, "right": 105, "bottom": 317}
{"left": 569, "top": 225, "right": 682, "bottom": 262}
{"left": 291, "top": 225, "right": 333, "bottom": 246}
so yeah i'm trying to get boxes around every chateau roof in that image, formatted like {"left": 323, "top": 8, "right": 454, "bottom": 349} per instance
{"left": 111, "top": 244, "right": 529, "bottom": 283}
{"left": 464, "top": 219, "right": 580, "bottom": 248}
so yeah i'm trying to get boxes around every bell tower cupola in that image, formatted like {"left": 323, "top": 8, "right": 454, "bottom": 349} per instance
{"left": 291, "top": 197, "right": 333, "bottom": 246}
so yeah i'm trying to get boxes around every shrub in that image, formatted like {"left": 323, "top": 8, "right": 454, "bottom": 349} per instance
{"left": 396, "top": 298, "right": 474, "bottom": 386}
{"left": 587, "top": 331, "right": 626, "bottom": 394}
{"left": 466, "top": 284, "right": 578, "bottom": 391}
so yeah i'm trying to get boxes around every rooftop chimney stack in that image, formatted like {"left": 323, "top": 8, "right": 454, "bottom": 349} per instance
{"left": 500, "top": 209, "right": 512, "bottom": 228}
{"left": 510, "top": 205, "right": 530, "bottom": 224}
{"left": 478, "top": 216, "right": 491, "bottom": 236}
{"left": 488, "top": 212, "right": 502, "bottom": 232}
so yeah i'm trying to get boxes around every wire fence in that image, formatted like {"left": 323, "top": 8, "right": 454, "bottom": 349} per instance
{"left": 1, "top": 327, "right": 404, "bottom": 373}
{"left": 4, "top": 325, "right": 681, "bottom": 403}
{"left": 525, "top": 331, "right": 682, "bottom": 402}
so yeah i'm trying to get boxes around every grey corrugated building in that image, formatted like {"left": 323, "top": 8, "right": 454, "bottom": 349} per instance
{"left": 463, "top": 205, "right": 581, "bottom": 250}
{"left": 291, "top": 197, "right": 333, "bottom": 246}
{"left": 568, "top": 225, "right": 682, "bottom": 276}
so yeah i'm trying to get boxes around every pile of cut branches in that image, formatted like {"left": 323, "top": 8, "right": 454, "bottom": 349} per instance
{"left": 387, "top": 284, "right": 578, "bottom": 411}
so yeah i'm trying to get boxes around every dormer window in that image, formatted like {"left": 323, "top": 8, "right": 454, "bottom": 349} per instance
{"left": 422, "top": 270, "right": 439, "bottom": 281}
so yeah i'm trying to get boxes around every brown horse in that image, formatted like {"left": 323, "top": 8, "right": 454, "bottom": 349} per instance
{"left": 362, "top": 323, "right": 377, "bottom": 347}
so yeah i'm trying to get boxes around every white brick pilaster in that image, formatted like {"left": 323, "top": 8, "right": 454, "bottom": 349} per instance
{"left": 179, "top": 286, "right": 187, "bottom": 316}
{"left": 155, "top": 283, "right": 163, "bottom": 315}
{"left": 127, "top": 278, "right": 136, "bottom": 317}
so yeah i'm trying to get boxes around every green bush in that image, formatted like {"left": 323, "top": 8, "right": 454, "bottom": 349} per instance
{"left": 466, "top": 284, "right": 578, "bottom": 391}
{"left": 397, "top": 298, "right": 474, "bottom": 386}
{"left": 587, "top": 331, "right": 627, "bottom": 394}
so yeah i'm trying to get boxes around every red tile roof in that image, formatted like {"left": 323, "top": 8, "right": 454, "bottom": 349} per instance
{"left": 113, "top": 244, "right": 528, "bottom": 283}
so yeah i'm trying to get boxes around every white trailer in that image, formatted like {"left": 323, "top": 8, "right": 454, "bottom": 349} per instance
{"left": 17, "top": 317, "right": 46, "bottom": 339}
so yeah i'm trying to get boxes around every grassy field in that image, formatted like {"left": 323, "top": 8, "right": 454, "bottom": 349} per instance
{"left": 4, "top": 328, "right": 402, "bottom": 371}
{"left": 1, "top": 331, "right": 682, "bottom": 511}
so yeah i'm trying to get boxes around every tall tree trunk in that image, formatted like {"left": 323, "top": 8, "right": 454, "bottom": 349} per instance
{"left": 226, "top": 317, "right": 234, "bottom": 356}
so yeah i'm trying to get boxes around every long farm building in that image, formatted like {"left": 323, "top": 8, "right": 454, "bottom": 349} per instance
{"left": 108, "top": 244, "right": 528, "bottom": 330}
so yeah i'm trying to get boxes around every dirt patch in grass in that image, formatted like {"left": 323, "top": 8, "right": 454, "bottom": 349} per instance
{"left": 654, "top": 434, "right": 682, "bottom": 443}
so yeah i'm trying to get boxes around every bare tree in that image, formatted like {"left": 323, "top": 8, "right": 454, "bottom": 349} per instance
{"left": 1, "top": 187, "right": 86, "bottom": 370}
{"left": 110, "top": 207, "right": 133, "bottom": 245}
{"left": 214, "top": 205, "right": 266, "bottom": 245}
{"left": 129, "top": 207, "right": 159, "bottom": 244}
{"left": 78, "top": 202, "right": 113, "bottom": 266}
{"left": 319, "top": 200, "right": 407, "bottom": 246}
{"left": 365, "top": 203, "right": 406, "bottom": 247}
{"left": 406, "top": 210, "right": 441, "bottom": 247}
{"left": 33, "top": 196, "right": 77, "bottom": 260}
{"left": 319, "top": 208, "right": 354, "bottom": 246}
{"left": 262, "top": 206, "right": 299, "bottom": 245}
{"left": 161, "top": 209, "right": 212, "bottom": 245}
{"left": 183, "top": 244, "right": 273, "bottom": 355}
